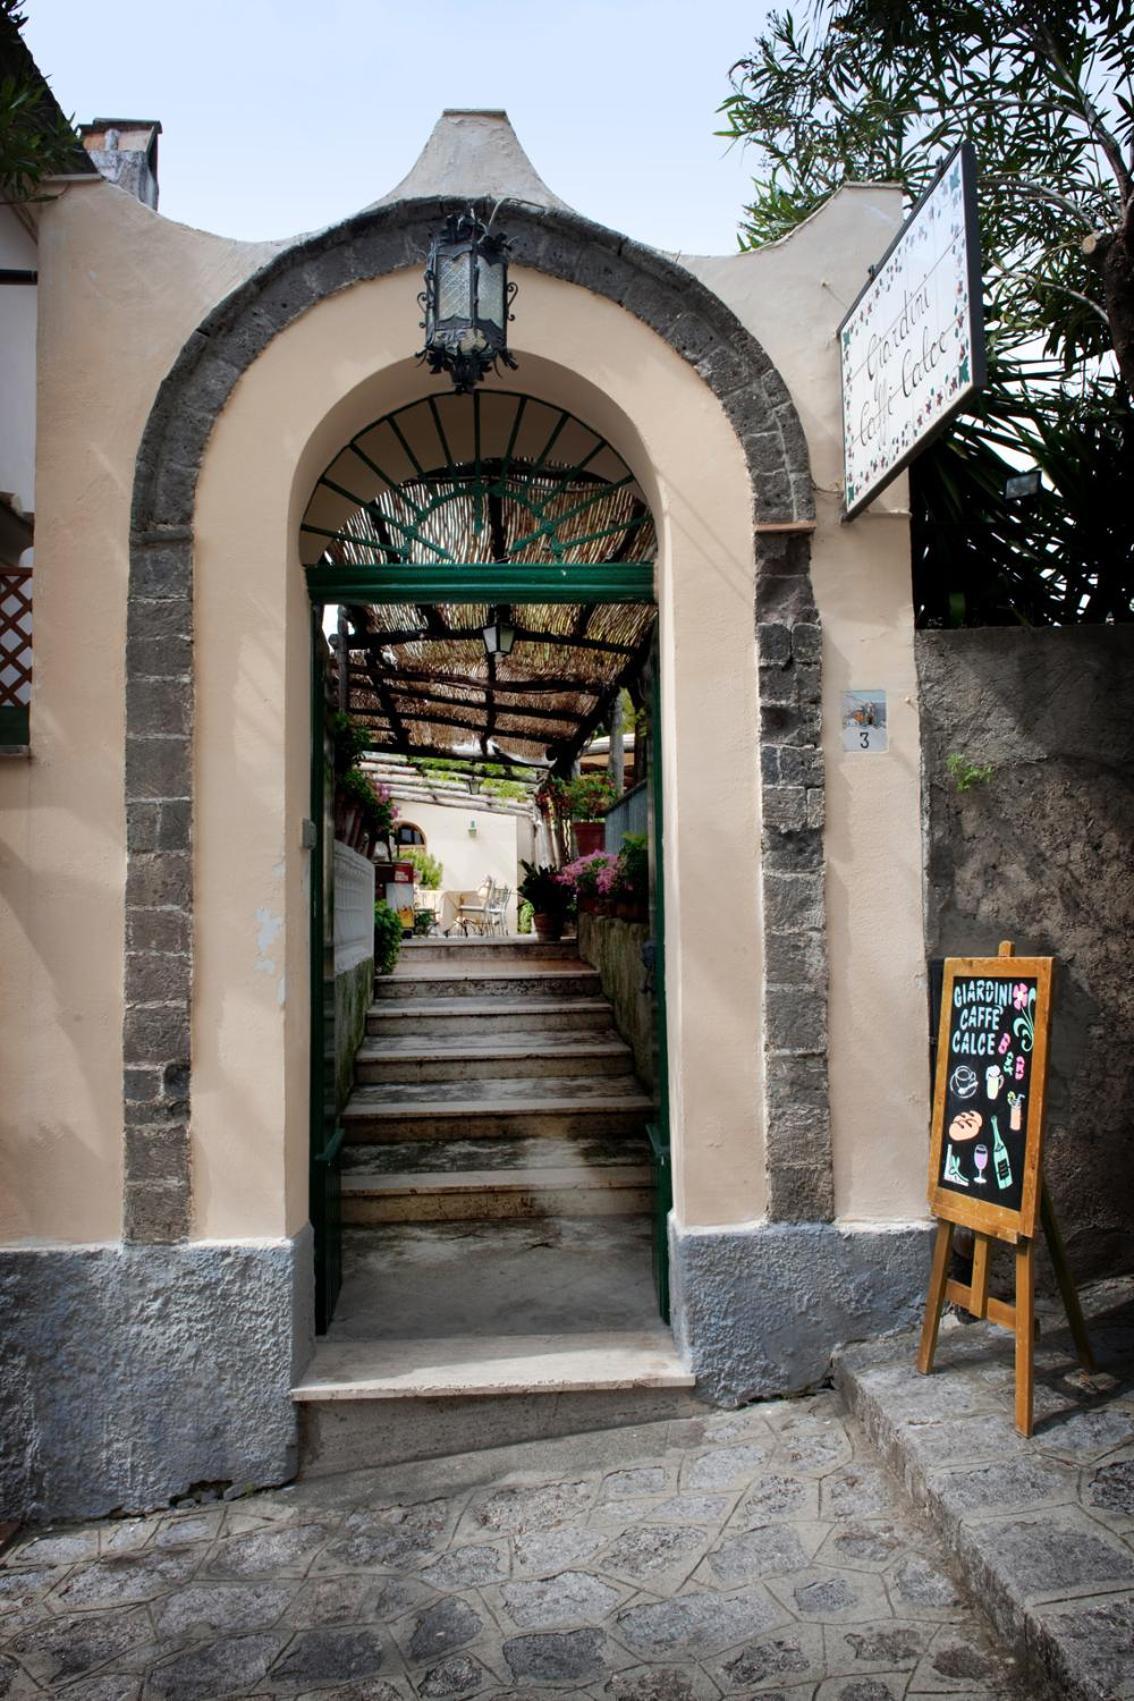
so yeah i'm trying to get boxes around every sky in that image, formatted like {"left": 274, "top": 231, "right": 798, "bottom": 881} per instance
{"left": 23, "top": 0, "right": 776, "bottom": 255}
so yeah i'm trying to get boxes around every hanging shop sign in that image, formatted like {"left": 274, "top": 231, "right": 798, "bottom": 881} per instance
{"left": 839, "top": 141, "right": 985, "bottom": 519}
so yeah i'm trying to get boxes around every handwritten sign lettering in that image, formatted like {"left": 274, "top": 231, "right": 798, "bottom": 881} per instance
{"left": 840, "top": 143, "right": 985, "bottom": 519}
{"left": 929, "top": 956, "right": 1052, "bottom": 1241}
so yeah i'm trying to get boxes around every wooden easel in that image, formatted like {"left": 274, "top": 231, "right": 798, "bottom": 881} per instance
{"left": 917, "top": 941, "right": 1093, "bottom": 1436}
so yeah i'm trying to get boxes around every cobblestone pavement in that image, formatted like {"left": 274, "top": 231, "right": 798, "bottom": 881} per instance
{"left": 0, "top": 1392, "right": 1027, "bottom": 1700}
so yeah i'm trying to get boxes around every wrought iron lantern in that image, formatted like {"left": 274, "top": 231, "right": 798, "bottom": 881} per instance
{"left": 418, "top": 210, "right": 518, "bottom": 393}
{"left": 481, "top": 606, "right": 517, "bottom": 657}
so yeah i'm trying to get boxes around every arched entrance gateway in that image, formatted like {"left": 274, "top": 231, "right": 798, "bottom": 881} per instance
{"left": 0, "top": 112, "right": 933, "bottom": 1517}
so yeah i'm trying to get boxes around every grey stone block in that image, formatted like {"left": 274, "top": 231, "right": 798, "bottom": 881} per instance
{"left": 123, "top": 1004, "right": 190, "bottom": 1067}
{"left": 125, "top": 798, "right": 190, "bottom": 854}
{"left": 670, "top": 1220, "right": 933, "bottom": 1405}
{"left": 123, "top": 1178, "right": 189, "bottom": 1244}
{"left": 757, "top": 621, "right": 793, "bottom": 666}
{"left": 754, "top": 468, "right": 795, "bottom": 519}
{"left": 763, "top": 871, "right": 824, "bottom": 934}
{"left": 132, "top": 543, "right": 191, "bottom": 599}
{"left": 765, "top": 928, "right": 827, "bottom": 986}
{"left": 125, "top": 632, "right": 191, "bottom": 681}
{"left": 759, "top": 661, "right": 804, "bottom": 706}
{"left": 125, "top": 734, "right": 190, "bottom": 801}
{"left": 775, "top": 746, "right": 824, "bottom": 787}
{"left": 768, "top": 986, "right": 829, "bottom": 1047}
{"left": 125, "top": 951, "right": 191, "bottom": 1005}
{"left": 127, "top": 596, "right": 192, "bottom": 641}
{"left": 126, "top": 908, "right": 190, "bottom": 955}
{"left": 762, "top": 786, "right": 808, "bottom": 833}
{"left": 765, "top": 1049, "right": 828, "bottom": 1107}
{"left": 766, "top": 1161, "right": 835, "bottom": 1223}
{"left": 126, "top": 851, "right": 191, "bottom": 911}
{"left": 761, "top": 700, "right": 822, "bottom": 748}
{"left": 124, "top": 1065, "right": 163, "bottom": 1103}
{"left": 124, "top": 1123, "right": 190, "bottom": 1182}
{"left": 763, "top": 826, "right": 824, "bottom": 873}
{"left": 0, "top": 1230, "right": 312, "bottom": 1520}
{"left": 126, "top": 677, "right": 191, "bottom": 739}
{"left": 758, "top": 573, "right": 819, "bottom": 624}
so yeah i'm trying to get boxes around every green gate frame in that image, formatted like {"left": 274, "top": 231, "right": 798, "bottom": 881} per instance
{"left": 307, "top": 554, "right": 669, "bottom": 1330}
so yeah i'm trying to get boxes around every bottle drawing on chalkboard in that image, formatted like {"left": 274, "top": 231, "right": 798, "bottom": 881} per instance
{"left": 992, "top": 1117, "right": 1012, "bottom": 1191}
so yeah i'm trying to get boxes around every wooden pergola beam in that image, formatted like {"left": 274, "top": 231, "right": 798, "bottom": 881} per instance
{"left": 346, "top": 664, "right": 602, "bottom": 698}
{"left": 342, "top": 626, "right": 639, "bottom": 658}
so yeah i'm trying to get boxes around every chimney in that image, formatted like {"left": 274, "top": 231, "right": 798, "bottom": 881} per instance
{"left": 79, "top": 118, "right": 161, "bottom": 209}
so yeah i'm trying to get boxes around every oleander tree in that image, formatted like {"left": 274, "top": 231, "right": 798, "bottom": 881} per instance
{"left": 1, "top": 1, "right": 84, "bottom": 204}
{"left": 720, "top": 0, "right": 1134, "bottom": 624}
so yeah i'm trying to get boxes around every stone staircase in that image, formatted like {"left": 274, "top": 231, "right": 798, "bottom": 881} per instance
{"left": 292, "top": 935, "right": 697, "bottom": 1474}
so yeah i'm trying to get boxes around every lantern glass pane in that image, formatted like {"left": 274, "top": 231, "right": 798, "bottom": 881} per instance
{"left": 436, "top": 251, "right": 472, "bottom": 323}
{"left": 478, "top": 259, "right": 506, "bottom": 329}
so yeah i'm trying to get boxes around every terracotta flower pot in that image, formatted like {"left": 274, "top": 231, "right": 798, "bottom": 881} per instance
{"left": 533, "top": 911, "right": 564, "bottom": 942}
{"left": 572, "top": 821, "right": 605, "bottom": 857}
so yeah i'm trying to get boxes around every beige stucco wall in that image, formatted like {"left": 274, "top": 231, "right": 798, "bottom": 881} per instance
{"left": 1, "top": 171, "right": 926, "bottom": 1249}
{"left": 688, "top": 184, "right": 929, "bottom": 1224}
{"left": 0, "top": 180, "right": 275, "bottom": 1244}
{"left": 192, "top": 273, "right": 764, "bottom": 1237}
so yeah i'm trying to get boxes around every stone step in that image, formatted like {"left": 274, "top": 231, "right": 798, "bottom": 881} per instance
{"left": 341, "top": 1074, "right": 653, "bottom": 1143}
{"left": 341, "top": 1134, "right": 652, "bottom": 1223}
{"left": 366, "top": 998, "right": 616, "bottom": 1039}
{"left": 354, "top": 1032, "right": 634, "bottom": 1085}
{"left": 294, "top": 1330, "right": 694, "bottom": 1403}
{"left": 374, "top": 965, "right": 601, "bottom": 1002}
{"left": 293, "top": 1334, "right": 703, "bottom": 1478}
{"left": 399, "top": 938, "right": 581, "bottom": 964}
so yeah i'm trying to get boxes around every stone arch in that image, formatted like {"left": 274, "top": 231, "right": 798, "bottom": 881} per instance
{"left": 123, "top": 197, "right": 828, "bottom": 1244}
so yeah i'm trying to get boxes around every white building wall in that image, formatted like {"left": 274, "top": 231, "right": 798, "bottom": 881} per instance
{"left": 0, "top": 208, "right": 38, "bottom": 525}
{"left": 398, "top": 800, "right": 523, "bottom": 930}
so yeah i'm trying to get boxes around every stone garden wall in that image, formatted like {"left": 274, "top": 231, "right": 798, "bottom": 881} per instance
{"left": 577, "top": 913, "right": 656, "bottom": 1091}
{"left": 917, "top": 627, "right": 1134, "bottom": 1282}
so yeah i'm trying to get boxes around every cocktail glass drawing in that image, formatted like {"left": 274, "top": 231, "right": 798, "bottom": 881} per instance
{"left": 973, "top": 1144, "right": 989, "bottom": 1185}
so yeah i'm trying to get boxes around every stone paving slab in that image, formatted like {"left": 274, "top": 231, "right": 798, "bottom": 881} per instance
{"left": 835, "top": 1275, "right": 1134, "bottom": 1701}
{"left": 0, "top": 1393, "right": 1026, "bottom": 1700}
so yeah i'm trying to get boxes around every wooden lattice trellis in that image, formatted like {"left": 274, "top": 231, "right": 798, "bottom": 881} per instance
{"left": 0, "top": 569, "right": 33, "bottom": 713}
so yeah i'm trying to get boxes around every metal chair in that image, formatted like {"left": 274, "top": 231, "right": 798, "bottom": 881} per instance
{"left": 456, "top": 878, "right": 494, "bottom": 936}
{"left": 486, "top": 882, "right": 511, "bottom": 936}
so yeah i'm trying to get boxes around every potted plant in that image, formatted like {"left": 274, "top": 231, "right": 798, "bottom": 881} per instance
{"left": 558, "top": 849, "right": 619, "bottom": 914}
{"left": 614, "top": 833, "right": 649, "bottom": 921}
{"left": 518, "top": 861, "right": 574, "bottom": 943}
{"left": 546, "top": 774, "right": 618, "bottom": 858}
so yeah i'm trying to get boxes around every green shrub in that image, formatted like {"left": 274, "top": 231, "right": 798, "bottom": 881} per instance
{"left": 373, "top": 900, "right": 403, "bottom": 974}
{"left": 332, "top": 712, "right": 371, "bottom": 777}
{"left": 518, "top": 899, "right": 534, "bottom": 934}
{"left": 618, "top": 833, "right": 648, "bottom": 904}
{"left": 946, "top": 753, "right": 994, "bottom": 793}
{"left": 518, "top": 861, "right": 574, "bottom": 916}
{"left": 402, "top": 847, "right": 443, "bottom": 888}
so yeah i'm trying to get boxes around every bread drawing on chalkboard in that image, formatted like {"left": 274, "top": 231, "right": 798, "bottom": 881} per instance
{"left": 949, "top": 1109, "right": 983, "bottom": 1142}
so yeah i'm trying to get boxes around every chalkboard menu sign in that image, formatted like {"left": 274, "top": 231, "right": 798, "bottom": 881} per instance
{"left": 929, "top": 956, "right": 1053, "bottom": 1242}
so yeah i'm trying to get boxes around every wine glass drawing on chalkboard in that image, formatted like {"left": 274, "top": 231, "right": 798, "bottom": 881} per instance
{"left": 973, "top": 1143, "right": 989, "bottom": 1184}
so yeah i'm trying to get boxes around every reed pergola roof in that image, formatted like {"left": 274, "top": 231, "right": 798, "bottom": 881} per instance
{"left": 308, "top": 393, "right": 658, "bottom": 770}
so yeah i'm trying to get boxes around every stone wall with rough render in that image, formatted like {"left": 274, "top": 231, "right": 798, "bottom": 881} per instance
{"left": 917, "top": 627, "right": 1134, "bottom": 1281}
{"left": 577, "top": 913, "right": 655, "bottom": 1091}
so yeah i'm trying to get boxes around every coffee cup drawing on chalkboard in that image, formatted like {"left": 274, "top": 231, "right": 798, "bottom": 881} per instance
{"left": 950, "top": 1064, "right": 979, "bottom": 1100}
